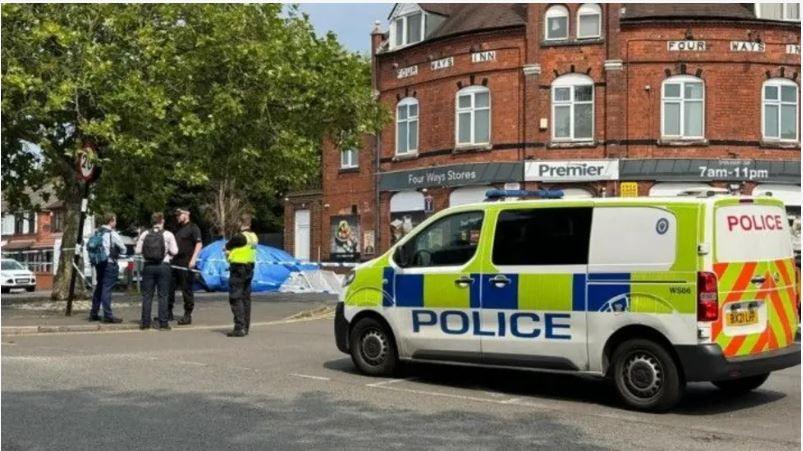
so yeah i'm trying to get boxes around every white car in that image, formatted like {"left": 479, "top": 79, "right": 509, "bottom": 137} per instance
{"left": 1, "top": 258, "right": 36, "bottom": 293}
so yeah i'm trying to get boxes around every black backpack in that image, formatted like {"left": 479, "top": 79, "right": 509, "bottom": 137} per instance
{"left": 142, "top": 229, "right": 166, "bottom": 263}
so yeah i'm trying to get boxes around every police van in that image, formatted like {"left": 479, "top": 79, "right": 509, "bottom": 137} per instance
{"left": 334, "top": 190, "right": 800, "bottom": 411}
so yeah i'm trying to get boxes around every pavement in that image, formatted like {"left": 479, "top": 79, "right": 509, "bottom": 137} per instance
{"left": 2, "top": 302, "right": 800, "bottom": 450}
{"left": 1, "top": 292, "right": 336, "bottom": 335}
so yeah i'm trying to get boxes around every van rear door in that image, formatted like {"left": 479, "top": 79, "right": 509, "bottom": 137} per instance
{"left": 712, "top": 200, "right": 798, "bottom": 358}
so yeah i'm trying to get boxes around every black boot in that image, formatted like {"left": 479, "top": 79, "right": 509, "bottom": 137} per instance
{"left": 226, "top": 329, "right": 245, "bottom": 337}
{"left": 177, "top": 315, "right": 192, "bottom": 325}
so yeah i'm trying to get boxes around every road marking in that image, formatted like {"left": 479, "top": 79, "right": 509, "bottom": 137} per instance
{"left": 289, "top": 373, "right": 331, "bottom": 381}
{"left": 365, "top": 377, "right": 416, "bottom": 387}
{"left": 174, "top": 360, "right": 206, "bottom": 366}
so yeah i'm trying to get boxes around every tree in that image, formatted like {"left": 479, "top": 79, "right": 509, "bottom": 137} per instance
{"left": 2, "top": 4, "right": 387, "bottom": 301}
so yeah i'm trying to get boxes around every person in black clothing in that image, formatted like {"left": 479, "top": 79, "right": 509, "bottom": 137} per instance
{"left": 168, "top": 208, "right": 202, "bottom": 325}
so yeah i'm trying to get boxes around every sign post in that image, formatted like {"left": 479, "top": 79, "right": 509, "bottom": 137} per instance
{"left": 66, "top": 146, "right": 99, "bottom": 316}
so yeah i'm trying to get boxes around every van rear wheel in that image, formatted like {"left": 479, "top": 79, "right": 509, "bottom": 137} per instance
{"left": 712, "top": 373, "right": 769, "bottom": 393}
{"left": 349, "top": 317, "right": 398, "bottom": 377}
{"left": 611, "top": 339, "right": 684, "bottom": 412}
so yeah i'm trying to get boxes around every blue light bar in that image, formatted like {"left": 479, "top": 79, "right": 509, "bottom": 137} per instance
{"left": 485, "top": 189, "right": 565, "bottom": 200}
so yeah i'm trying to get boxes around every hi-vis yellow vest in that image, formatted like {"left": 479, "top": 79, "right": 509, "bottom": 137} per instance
{"left": 228, "top": 231, "right": 258, "bottom": 264}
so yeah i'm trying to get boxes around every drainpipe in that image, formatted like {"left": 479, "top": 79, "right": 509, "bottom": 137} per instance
{"left": 371, "top": 22, "right": 383, "bottom": 253}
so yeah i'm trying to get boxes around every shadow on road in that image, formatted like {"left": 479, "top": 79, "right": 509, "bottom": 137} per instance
{"left": 324, "top": 358, "right": 788, "bottom": 415}
{"left": 1, "top": 387, "right": 605, "bottom": 450}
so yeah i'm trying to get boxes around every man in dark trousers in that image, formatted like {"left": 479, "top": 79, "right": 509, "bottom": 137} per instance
{"left": 168, "top": 208, "right": 202, "bottom": 325}
{"left": 137, "top": 212, "right": 178, "bottom": 330}
{"left": 225, "top": 214, "right": 258, "bottom": 337}
{"left": 88, "top": 213, "right": 127, "bottom": 323}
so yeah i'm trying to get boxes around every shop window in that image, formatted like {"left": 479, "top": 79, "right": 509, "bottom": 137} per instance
{"left": 455, "top": 86, "right": 491, "bottom": 146}
{"left": 340, "top": 148, "right": 358, "bottom": 169}
{"left": 552, "top": 74, "right": 594, "bottom": 142}
{"left": 396, "top": 97, "right": 419, "bottom": 155}
{"left": 662, "top": 75, "right": 704, "bottom": 140}
{"left": 763, "top": 79, "right": 798, "bottom": 142}
{"left": 755, "top": 3, "right": 800, "bottom": 21}
{"left": 395, "top": 211, "right": 484, "bottom": 268}
{"left": 577, "top": 4, "right": 602, "bottom": 39}
{"left": 545, "top": 5, "right": 569, "bottom": 41}
{"left": 493, "top": 208, "right": 592, "bottom": 266}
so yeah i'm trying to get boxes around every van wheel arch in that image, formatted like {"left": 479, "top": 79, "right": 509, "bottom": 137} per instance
{"left": 602, "top": 325, "right": 685, "bottom": 382}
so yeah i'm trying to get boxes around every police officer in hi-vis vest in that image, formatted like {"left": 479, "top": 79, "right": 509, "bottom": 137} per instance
{"left": 224, "top": 214, "right": 258, "bottom": 337}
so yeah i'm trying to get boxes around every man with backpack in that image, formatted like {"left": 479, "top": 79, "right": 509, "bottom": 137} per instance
{"left": 135, "top": 212, "right": 178, "bottom": 330}
{"left": 87, "top": 213, "right": 128, "bottom": 323}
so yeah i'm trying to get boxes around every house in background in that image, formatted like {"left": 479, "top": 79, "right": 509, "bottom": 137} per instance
{"left": 1, "top": 190, "right": 94, "bottom": 290}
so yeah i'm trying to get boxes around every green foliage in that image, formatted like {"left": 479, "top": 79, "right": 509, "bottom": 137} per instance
{"left": 2, "top": 3, "right": 386, "bottom": 227}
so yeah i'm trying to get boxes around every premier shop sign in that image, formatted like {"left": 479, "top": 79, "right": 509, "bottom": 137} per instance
{"left": 525, "top": 160, "right": 619, "bottom": 182}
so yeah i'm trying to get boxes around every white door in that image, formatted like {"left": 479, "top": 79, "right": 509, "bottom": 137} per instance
{"left": 294, "top": 209, "right": 310, "bottom": 261}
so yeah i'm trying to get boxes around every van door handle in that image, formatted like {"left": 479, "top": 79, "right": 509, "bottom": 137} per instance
{"left": 454, "top": 276, "right": 473, "bottom": 288}
{"left": 751, "top": 276, "right": 766, "bottom": 285}
{"left": 489, "top": 274, "right": 511, "bottom": 288}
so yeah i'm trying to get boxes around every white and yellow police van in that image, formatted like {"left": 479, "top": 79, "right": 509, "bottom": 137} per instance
{"left": 334, "top": 190, "right": 800, "bottom": 411}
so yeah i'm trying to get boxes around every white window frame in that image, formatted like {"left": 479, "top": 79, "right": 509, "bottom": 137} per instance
{"left": 455, "top": 85, "right": 491, "bottom": 147}
{"left": 396, "top": 97, "right": 419, "bottom": 156}
{"left": 577, "top": 4, "right": 602, "bottom": 39}
{"left": 390, "top": 11, "right": 426, "bottom": 49}
{"left": 755, "top": 3, "right": 800, "bottom": 21}
{"left": 545, "top": 5, "right": 570, "bottom": 41}
{"left": 340, "top": 148, "right": 358, "bottom": 169}
{"left": 762, "top": 78, "right": 799, "bottom": 142}
{"left": 661, "top": 75, "right": 705, "bottom": 140}
{"left": 551, "top": 74, "right": 595, "bottom": 142}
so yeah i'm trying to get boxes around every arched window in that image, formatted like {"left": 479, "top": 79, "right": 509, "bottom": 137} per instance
{"left": 552, "top": 74, "right": 594, "bottom": 141}
{"left": 763, "top": 79, "right": 798, "bottom": 141}
{"left": 545, "top": 5, "right": 569, "bottom": 41}
{"left": 577, "top": 4, "right": 602, "bottom": 39}
{"left": 662, "top": 75, "right": 704, "bottom": 139}
{"left": 396, "top": 97, "right": 419, "bottom": 155}
{"left": 455, "top": 86, "right": 491, "bottom": 146}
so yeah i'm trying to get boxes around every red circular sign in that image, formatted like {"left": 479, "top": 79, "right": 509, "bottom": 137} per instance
{"left": 75, "top": 147, "right": 98, "bottom": 182}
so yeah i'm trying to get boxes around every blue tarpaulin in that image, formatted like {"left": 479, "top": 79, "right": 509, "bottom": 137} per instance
{"left": 195, "top": 240, "right": 316, "bottom": 292}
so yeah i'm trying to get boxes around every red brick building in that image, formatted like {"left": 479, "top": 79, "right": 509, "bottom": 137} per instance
{"left": 284, "top": 3, "right": 801, "bottom": 263}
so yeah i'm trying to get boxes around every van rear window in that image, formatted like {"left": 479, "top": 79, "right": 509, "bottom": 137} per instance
{"left": 715, "top": 204, "right": 792, "bottom": 262}
{"left": 492, "top": 207, "right": 592, "bottom": 266}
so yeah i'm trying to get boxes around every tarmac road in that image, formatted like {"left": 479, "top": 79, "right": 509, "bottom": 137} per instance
{"left": 2, "top": 315, "right": 800, "bottom": 450}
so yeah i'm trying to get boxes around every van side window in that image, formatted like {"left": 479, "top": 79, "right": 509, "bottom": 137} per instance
{"left": 492, "top": 208, "right": 592, "bottom": 265}
{"left": 396, "top": 211, "right": 484, "bottom": 267}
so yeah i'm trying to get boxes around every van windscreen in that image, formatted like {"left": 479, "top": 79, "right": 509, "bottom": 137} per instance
{"left": 715, "top": 204, "right": 792, "bottom": 262}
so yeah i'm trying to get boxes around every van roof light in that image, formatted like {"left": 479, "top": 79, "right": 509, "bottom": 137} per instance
{"left": 485, "top": 189, "right": 564, "bottom": 201}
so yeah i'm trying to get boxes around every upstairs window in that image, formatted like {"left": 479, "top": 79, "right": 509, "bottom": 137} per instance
{"left": 340, "top": 148, "right": 358, "bottom": 169}
{"left": 763, "top": 79, "right": 799, "bottom": 142}
{"left": 662, "top": 76, "right": 704, "bottom": 139}
{"left": 455, "top": 86, "right": 491, "bottom": 146}
{"left": 392, "top": 12, "right": 424, "bottom": 48}
{"left": 552, "top": 74, "right": 594, "bottom": 141}
{"left": 396, "top": 97, "right": 419, "bottom": 155}
{"left": 14, "top": 213, "right": 35, "bottom": 235}
{"left": 756, "top": 3, "right": 800, "bottom": 21}
{"left": 577, "top": 4, "right": 602, "bottom": 39}
{"left": 545, "top": 5, "right": 569, "bottom": 40}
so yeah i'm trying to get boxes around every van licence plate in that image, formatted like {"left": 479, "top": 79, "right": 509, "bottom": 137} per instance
{"left": 726, "top": 310, "right": 758, "bottom": 326}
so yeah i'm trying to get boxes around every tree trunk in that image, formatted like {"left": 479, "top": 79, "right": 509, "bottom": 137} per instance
{"left": 51, "top": 176, "right": 86, "bottom": 301}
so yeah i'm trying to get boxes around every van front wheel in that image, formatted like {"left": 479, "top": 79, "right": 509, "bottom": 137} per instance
{"left": 712, "top": 373, "right": 769, "bottom": 393}
{"left": 349, "top": 317, "right": 398, "bottom": 377}
{"left": 612, "top": 339, "right": 684, "bottom": 412}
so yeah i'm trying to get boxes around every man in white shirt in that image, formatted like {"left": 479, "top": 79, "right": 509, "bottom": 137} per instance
{"left": 90, "top": 213, "right": 128, "bottom": 323}
{"left": 135, "top": 212, "right": 178, "bottom": 330}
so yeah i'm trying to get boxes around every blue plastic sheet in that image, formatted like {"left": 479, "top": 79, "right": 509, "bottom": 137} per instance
{"left": 194, "top": 240, "right": 316, "bottom": 292}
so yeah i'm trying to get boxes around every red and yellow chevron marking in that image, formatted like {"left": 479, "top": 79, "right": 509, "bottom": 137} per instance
{"left": 711, "top": 259, "right": 799, "bottom": 358}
